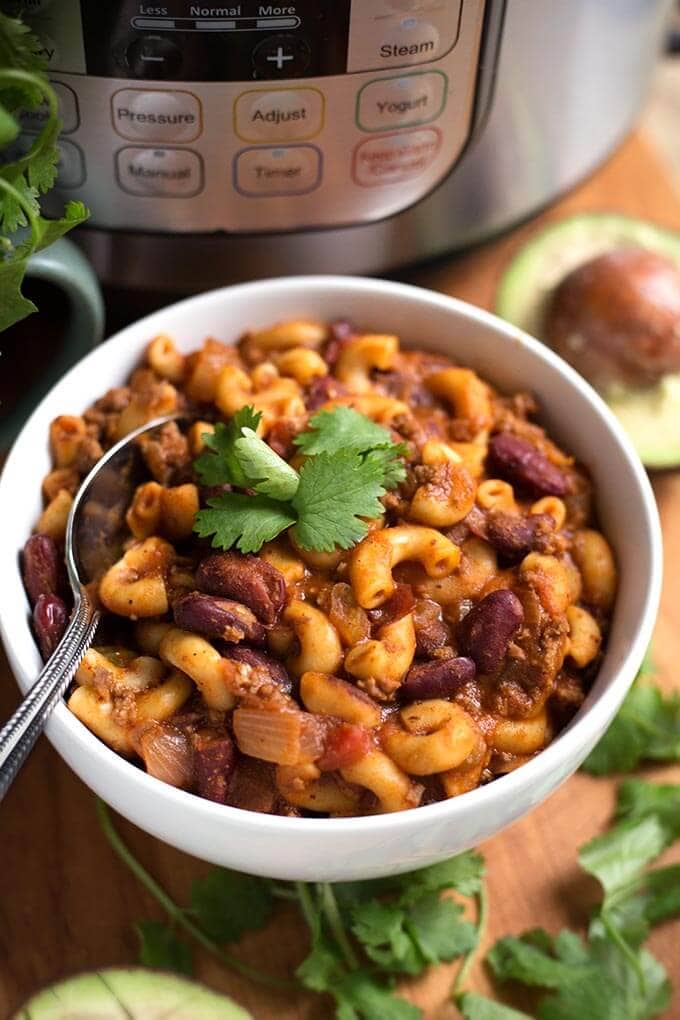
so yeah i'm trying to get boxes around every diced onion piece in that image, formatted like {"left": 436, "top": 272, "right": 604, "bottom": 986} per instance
{"left": 138, "top": 723, "right": 193, "bottom": 788}
{"left": 234, "top": 708, "right": 320, "bottom": 765}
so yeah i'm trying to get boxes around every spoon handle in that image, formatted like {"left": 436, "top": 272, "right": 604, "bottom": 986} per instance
{"left": 0, "top": 586, "right": 99, "bottom": 802}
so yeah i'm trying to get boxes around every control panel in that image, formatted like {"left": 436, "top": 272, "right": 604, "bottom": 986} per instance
{"left": 7, "top": 0, "right": 491, "bottom": 234}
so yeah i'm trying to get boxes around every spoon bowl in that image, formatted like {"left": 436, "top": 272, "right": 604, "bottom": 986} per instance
{"left": 0, "top": 413, "right": 184, "bottom": 801}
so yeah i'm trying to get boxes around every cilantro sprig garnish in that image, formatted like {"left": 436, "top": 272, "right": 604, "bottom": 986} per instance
{"left": 0, "top": 13, "right": 89, "bottom": 331}
{"left": 193, "top": 405, "right": 407, "bottom": 554}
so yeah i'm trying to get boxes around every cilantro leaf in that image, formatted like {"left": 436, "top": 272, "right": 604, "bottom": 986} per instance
{"left": 194, "top": 409, "right": 262, "bottom": 488}
{"left": 294, "top": 406, "right": 396, "bottom": 457}
{"left": 582, "top": 681, "right": 680, "bottom": 776}
{"left": 332, "top": 972, "right": 421, "bottom": 1020}
{"left": 615, "top": 779, "right": 680, "bottom": 836}
{"left": 190, "top": 869, "right": 275, "bottom": 944}
{"left": 294, "top": 407, "right": 407, "bottom": 491}
{"left": 578, "top": 815, "right": 670, "bottom": 903}
{"left": 350, "top": 900, "right": 423, "bottom": 975}
{"left": 135, "top": 920, "right": 193, "bottom": 975}
{"left": 292, "top": 450, "right": 386, "bottom": 551}
{"left": 458, "top": 993, "right": 533, "bottom": 1019}
{"left": 395, "top": 850, "right": 486, "bottom": 903}
{"left": 364, "top": 446, "right": 408, "bottom": 489}
{"left": 194, "top": 492, "right": 295, "bottom": 553}
{"left": 406, "top": 892, "right": 477, "bottom": 963}
{"left": 234, "top": 426, "right": 300, "bottom": 500}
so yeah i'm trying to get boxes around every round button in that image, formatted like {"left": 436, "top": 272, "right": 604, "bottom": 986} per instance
{"left": 252, "top": 34, "right": 311, "bottom": 79}
{"left": 125, "top": 35, "right": 182, "bottom": 79}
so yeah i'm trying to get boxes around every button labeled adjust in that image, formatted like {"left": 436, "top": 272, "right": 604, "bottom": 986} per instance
{"left": 357, "top": 71, "right": 446, "bottom": 132}
{"left": 353, "top": 128, "right": 441, "bottom": 187}
{"left": 116, "top": 147, "right": 203, "bottom": 197}
{"left": 235, "top": 88, "right": 324, "bottom": 143}
{"left": 234, "top": 145, "right": 322, "bottom": 197}
{"left": 112, "top": 89, "right": 202, "bottom": 143}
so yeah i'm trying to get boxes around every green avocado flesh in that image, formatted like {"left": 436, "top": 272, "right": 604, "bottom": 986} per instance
{"left": 13, "top": 968, "right": 252, "bottom": 1020}
{"left": 495, "top": 213, "right": 680, "bottom": 468}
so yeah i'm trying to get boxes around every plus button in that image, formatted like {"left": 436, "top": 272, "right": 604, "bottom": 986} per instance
{"left": 266, "top": 45, "right": 294, "bottom": 71}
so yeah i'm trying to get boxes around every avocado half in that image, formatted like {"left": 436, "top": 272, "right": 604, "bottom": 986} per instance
{"left": 496, "top": 212, "right": 680, "bottom": 468}
{"left": 13, "top": 968, "right": 252, "bottom": 1020}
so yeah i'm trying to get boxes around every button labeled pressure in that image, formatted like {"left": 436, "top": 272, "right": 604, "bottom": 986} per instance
{"left": 234, "top": 88, "right": 324, "bottom": 142}
{"left": 112, "top": 89, "right": 202, "bottom": 143}
{"left": 353, "top": 128, "right": 441, "bottom": 187}
{"left": 116, "top": 146, "right": 203, "bottom": 197}
{"left": 357, "top": 72, "right": 446, "bottom": 132}
{"left": 234, "top": 144, "right": 322, "bottom": 196}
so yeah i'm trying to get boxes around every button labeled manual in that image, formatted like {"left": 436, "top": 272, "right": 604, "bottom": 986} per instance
{"left": 235, "top": 88, "right": 324, "bottom": 143}
{"left": 116, "top": 147, "right": 203, "bottom": 197}
{"left": 234, "top": 145, "right": 322, "bottom": 197}
{"left": 353, "top": 128, "right": 441, "bottom": 186}
{"left": 112, "top": 89, "right": 202, "bottom": 143}
{"left": 357, "top": 71, "right": 446, "bottom": 132}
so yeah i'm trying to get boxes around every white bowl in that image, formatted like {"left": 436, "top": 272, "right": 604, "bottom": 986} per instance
{"left": 0, "top": 277, "right": 662, "bottom": 881}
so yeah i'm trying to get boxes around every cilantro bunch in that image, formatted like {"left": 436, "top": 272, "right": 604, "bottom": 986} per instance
{"left": 97, "top": 799, "right": 486, "bottom": 1018}
{"left": 0, "top": 13, "right": 88, "bottom": 331}
{"left": 193, "top": 406, "right": 407, "bottom": 554}
{"left": 460, "top": 779, "right": 680, "bottom": 1020}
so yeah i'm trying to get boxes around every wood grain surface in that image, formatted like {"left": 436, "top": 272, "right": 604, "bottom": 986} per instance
{"left": 1, "top": 132, "right": 679, "bottom": 1019}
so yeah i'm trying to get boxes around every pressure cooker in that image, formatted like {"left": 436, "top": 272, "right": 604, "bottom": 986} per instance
{"left": 13, "top": 0, "right": 674, "bottom": 292}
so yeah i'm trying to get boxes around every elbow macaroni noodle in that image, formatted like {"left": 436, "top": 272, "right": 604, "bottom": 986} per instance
{"left": 28, "top": 317, "right": 618, "bottom": 817}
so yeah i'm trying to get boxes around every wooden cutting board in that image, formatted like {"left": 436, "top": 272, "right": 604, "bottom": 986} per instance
{"left": 1, "top": 132, "right": 679, "bottom": 1019}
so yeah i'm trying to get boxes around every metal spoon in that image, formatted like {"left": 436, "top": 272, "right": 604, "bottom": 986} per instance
{"left": 0, "top": 413, "right": 184, "bottom": 801}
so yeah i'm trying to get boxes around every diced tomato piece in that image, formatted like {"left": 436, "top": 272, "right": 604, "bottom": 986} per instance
{"left": 318, "top": 723, "right": 371, "bottom": 772}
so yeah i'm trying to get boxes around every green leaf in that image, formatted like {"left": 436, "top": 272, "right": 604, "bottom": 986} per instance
{"left": 350, "top": 900, "right": 423, "bottom": 976}
{"left": 332, "top": 971, "right": 421, "bottom": 1020}
{"left": 190, "top": 868, "right": 275, "bottom": 944}
{"left": 0, "top": 255, "right": 36, "bottom": 332}
{"left": 458, "top": 993, "right": 533, "bottom": 1020}
{"left": 364, "top": 446, "right": 408, "bottom": 490}
{"left": 583, "top": 682, "right": 680, "bottom": 776}
{"left": 395, "top": 851, "right": 486, "bottom": 903}
{"left": 194, "top": 408, "right": 262, "bottom": 489}
{"left": 294, "top": 406, "right": 396, "bottom": 457}
{"left": 234, "top": 426, "right": 300, "bottom": 500}
{"left": 295, "top": 934, "right": 345, "bottom": 994}
{"left": 292, "top": 450, "right": 386, "bottom": 551}
{"left": 615, "top": 779, "right": 680, "bottom": 838}
{"left": 194, "top": 493, "right": 296, "bottom": 553}
{"left": 488, "top": 931, "right": 597, "bottom": 990}
{"left": 579, "top": 815, "right": 670, "bottom": 902}
{"left": 405, "top": 892, "right": 477, "bottom": 964}
{"left": 603, "top": 864, "right": 680, "bottom": 946}
{"left": 135, "top": 920, "right": 193, "bottom": 975}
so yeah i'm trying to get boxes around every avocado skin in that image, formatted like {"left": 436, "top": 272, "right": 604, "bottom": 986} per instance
{"left": 13, "top": 967, "right": 252, "bottom": 1019}
{"left": 495, "top": 213, "right": 680, "bottom": 468}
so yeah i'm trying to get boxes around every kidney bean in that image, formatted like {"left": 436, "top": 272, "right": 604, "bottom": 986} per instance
{"left": 400, "top": 657, "right": 476, "bottom": 701}
{"left": 318, "top": 723, "right": 371, "bottom": 772}
{"left": 193, "top": 731, "right": 236, "bottom": 804}
{"left": 224, "top": 645, "right": 291, "bottom": 693}
{"left": 174, "top": 592, "right": 265, "bottom": 644}
{"left": 305, "top": 374, "right": 349, "bottom": 411}
{"left": 33, "top": 593, "right": 68, "bottom": 660}
{"left": 487, "top": 433, "right": 569, "bottom": 496}
{"left": 323, "top": 319, "right": 355, "bottom": 366}
{"left": 458, "top": 589, "right": 524, "bottom": 674}
{"left": 196, "top": 552, "right": 285, "bottom": 625}
{"left": 413, "top": 598, "right": 452, "bottom": 657}
{"left": 21, "top": 534, "right": 60, "bottom": 606}
{"left": 367, "top": 584, "right": 416, "bottom": 630}
{"left": 485, "top": 511, "right": 554, "bottom": 563}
